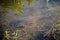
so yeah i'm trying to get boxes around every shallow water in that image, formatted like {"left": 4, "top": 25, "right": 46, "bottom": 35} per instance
{"left": 1, "top": 0, "right": 60, "bottom": 40}
{"left": 7, "top": 0, "right": 60, "bottom": 30}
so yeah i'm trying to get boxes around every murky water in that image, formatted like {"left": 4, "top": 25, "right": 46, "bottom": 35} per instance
{"left": 6, "top": 0, "right": 60, "bottom": 30}
{"left": 1, "top": 0, "right": 60, "bottom": 40}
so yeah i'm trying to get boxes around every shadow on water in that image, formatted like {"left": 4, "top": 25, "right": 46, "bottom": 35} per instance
{"left": 28, "top": 31, "right": 55, "bottom": 40}
{"left": 35, "top": 33, "right": 55, "bottom": 40}
{"left": 0, "top": 25, "right": 4, "bottom": 40}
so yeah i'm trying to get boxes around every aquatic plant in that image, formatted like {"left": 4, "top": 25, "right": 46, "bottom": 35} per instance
{"left": 54, "top": 19, "right": 60, "bottom": 40}
{"left": 4, "top": 29, "right": 21, "bottom": 40}
{"left": 0, "top": 0, "right": 37, "bottom": 16}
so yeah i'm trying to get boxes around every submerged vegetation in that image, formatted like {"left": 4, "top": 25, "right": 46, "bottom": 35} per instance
{"left": 0, "top": 0, "right": 37, "bottom": 16}
{"left": 54, "top": 21, "right": 60, "bottom": 40}
{"left": 4, "top": 29, "right": 21, "bottom": 40}
{"left": 0, "top": 0, "right": 60, "bottom": 40}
